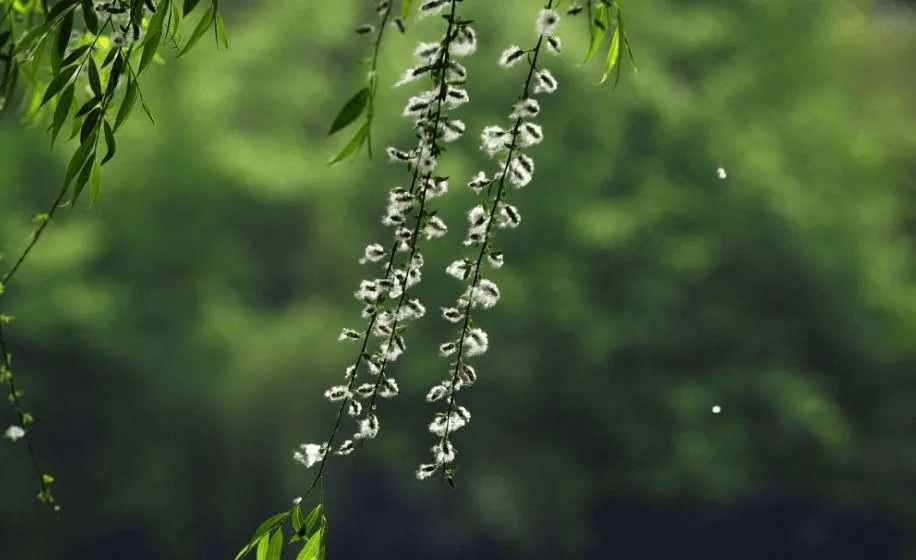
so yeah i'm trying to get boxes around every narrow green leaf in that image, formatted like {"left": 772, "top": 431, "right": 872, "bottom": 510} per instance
{"left": 327, "top": 122, "right": 369, "bottom": 165}
{"left": 13, "top": 24, "right": 49, "bottom": 56}
{"left": 147, "top": 0, "right": 169, "bottom": 36}
{"left": 100, "top": 120, "right": 116, "bottom": 164}
{"left": 177, "top": 5, "right": 214, "bottom": 57}
{"left": 170, "top": 0, "right": 182, "bottom": 35}
{"left": 400, "top": 0, "right": 412, "bottom": 19}
{"left": 291, "top": 504, "right": 305, "bottom": 534}
{"left": 75, "top": 96, "right": 99, "bottom": 118}
{"left": 80, "top": 0, "right": 98, "bottom": 34}
{"left": 113, "top": 78, "right": 137, "bottom": 131}
{"left": 45, "top": 0, "right": 79, "bottom": 23}
{"left": 297, "top": 528, "right": 322, "bottom": 560}
{"left": 106, "top": 51, "right": 124, "bottom": 95}
{"left": 40, "top": 64, "right": 78, "bottom": 107}
{"left": 216, "top": 14, "right": 228, "bottom": 49}
{"left": 183, "top": 0, "right": 201, "bottom": 16}
{"left": 70, "top": 149, "right": 96, "bottom": 204}
{"left": 327, "top": 87, "right": 370, "bottom": 136}
{"left": 138, "top": 29, "right": 162, "bottom": 74}
{"left": 30, "top": 34, "right": 49, "bottom": 74}
{"left": 49, "top": 82, "right": 74, "bottom": 147}
{"left": 600, "top": 26, "right": 620, "bottom": 84}
{"left": 240, "top": 512, "right": 290, "bottom": 555}
{"left": 128, "top": 0, "right": 144, "bottom": 24}
{"left": 87, "top": 57, "right": 102, "bottom": 97}
{"left": 61, "top": 44, "right": 89, "bottom": 66}
{"left": 141, "top": 99, "right": 156, "bottom": 125}
{"left": 581, "top": 3, "right": 609, "bottom": 65}
{"left": 1, "top": 70, "right": 19, "bottom": 116}
{"left": 80, "top": 106, "right": 100, "bottom": 143}
{"left": 266, "top": 529, "right": 283, "bottom": 560}
{"left": 255, "top": 533, "right": 270, "bottom": 560}
{"left": 55, "top": 10, "right": 74, "bottom": 67}
{"left": 101, "top": 44, "right": 118, "bottom": 67}
{"left": 50, "top": 36, "right": 62, "bottom": 76}
{"left": 141, "top": 0, "right": 168, "bottom": 65}
{"left": 68, "top": 107, "right": 82, "bottom": 139}
{"left": 303, "top": 504, "right": 321, "bottom": 535}
{"left": 89, "top": 159, "right": 101, "bottom": 203}
{"left": 64, "top": 134, "right": 95, "bottom": 189}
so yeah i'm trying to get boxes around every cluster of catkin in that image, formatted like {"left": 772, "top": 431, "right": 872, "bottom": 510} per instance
{"left": 295, "top": 0, "right": 561, "bottom": 482}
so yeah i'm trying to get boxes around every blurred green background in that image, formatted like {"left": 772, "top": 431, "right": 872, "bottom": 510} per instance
{"left": 2, "top": 0, "right": 915, "bottom": 557}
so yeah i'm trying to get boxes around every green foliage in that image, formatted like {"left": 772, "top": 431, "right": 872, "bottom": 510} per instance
{"left": 2, "top": 0, "right": 221, "bottom": 208}
{"left": 178, "top": 2, "right": 214, "bottom": 57}
{"left": 327, "top": 121, "right": 369, "bottom": 165}
{"left": 327, "top": 87, "right": 370, "bottom": 136}
{"left": 234, "top": 503, "right": 326, "bottom": 560}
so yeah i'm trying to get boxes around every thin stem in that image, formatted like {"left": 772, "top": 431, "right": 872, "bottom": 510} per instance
{"left": 0, "top": 323, "right": 57, "bottom": 515}
{"left": 0, "top": 11, "right": 122, "bottom": 515}
{"left": 366, "top": 2, "right": 394, "bottom": 156}
{"left": 0, "top": 182, "right": 69, "bottom": 516}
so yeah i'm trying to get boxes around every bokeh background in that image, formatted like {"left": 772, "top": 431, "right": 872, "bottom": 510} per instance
{"left": 2, "top": 0, "right": 916, "bottom": 557}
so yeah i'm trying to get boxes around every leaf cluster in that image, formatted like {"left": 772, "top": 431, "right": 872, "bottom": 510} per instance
{"left": 235, "top": 503, "right": 328, "bottom": 560}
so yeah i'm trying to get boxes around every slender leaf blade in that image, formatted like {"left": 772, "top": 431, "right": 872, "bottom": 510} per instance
{"left": 266, "top": 529, "right": 283, "bottom": 560}
{"left": 255, "top": 533, "right": 270, "bottom": 560}
{"left": 61, "top": 44, "right": 89, "bottom": 66}
{"left": 80, "top": 0, "right": 98, "bottom": 35}
{"left": 600, "top": 26, "right": 620, "bottom": 84}
{"left": 113, "top": 78, "right": 137, "bottom": 131}
{"left": 303, "top": 504, "right": 321, "bottom": 535}
{"left": 70, "top": 149, "right": 95, "bottom": 205}
{"left": 177, "top": 5, "right": 214, "bottom": 57}
{"left": 581, "top": 3, "right": 609, "bottom": 65}
{"left": 183, "top": 0, "right": 201, "bottom": 16}
{"left": 235, "top": 511, "right": 290, "bottom": 560}
{"left": 291, "top": 504, "right": 305, "bottom": 535}
{"left": 138, "top": 29, "right": 162, "bottom": 74}
{"left": 55, "top": 10, "right": 74, "bottom": 63}
{"left": 100, "top": 120, "right": 116, "bottom": 164}
{"left": 87, "top": 57, "right": 102, "bottom": 97}
{"left": 14, "top": 24, "right": 49, "bottom": 56}
{"left": 216, "top": 14, "right": 228, "bottom": 49}
{"left": 297, "top": 529, "right": 322, "bottom": 560}
{"left": 101, "top": 44, "right": 118, "bottom": 67}
{"left": 49, "top": 82, "right": 74, "bottom": 147}
{"left": 40, "top": 63, "right": 78, "bottom": 107}
{"left": 46, "top": 0, "right": 80, "bottom": 23}
{"left": 327, "top": 122, "right": 369, "bottom": 165}
{"left": 30, "top": 33, "right": 49, "bottom": 74}
{"left": 327, "top": 87, "right": 370, "bottom": 136}
{"left": 74, "top": 96, "right": 99, "bottom": 118}
{"left": 80, "top": 106, "right": 100, "bottom": 143}
{"left": 105, "top": 51, "right": 124, "bottom": 95}
{"left": 89, "top": 159, "right": 101, "bottom": 203}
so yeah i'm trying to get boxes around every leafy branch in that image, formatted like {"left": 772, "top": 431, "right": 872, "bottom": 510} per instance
{"left": 0, "top": 0, "right": 224, "bottom": 511}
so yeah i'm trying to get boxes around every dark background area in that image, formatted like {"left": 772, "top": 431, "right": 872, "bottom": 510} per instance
{"left": 1, "top": 0, "right": 915, "bottom": 557}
